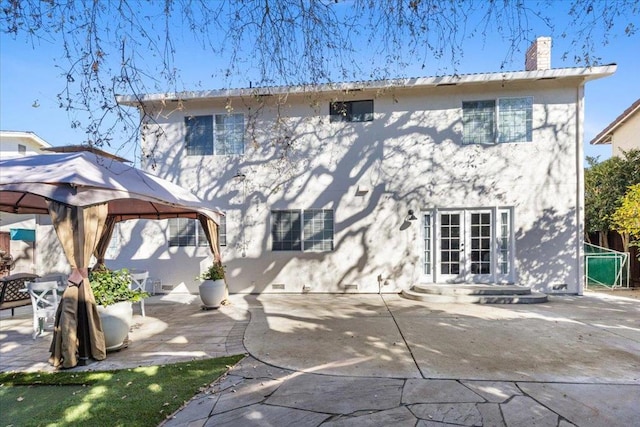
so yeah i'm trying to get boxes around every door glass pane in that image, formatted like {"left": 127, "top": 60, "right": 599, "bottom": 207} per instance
{"left": 470, "top": 211, "right": 492, "bottom": 275}
{"left": 440, "top": 213, "right": 461, "bottom": 275}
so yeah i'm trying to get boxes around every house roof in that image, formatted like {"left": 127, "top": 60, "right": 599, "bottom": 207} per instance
{"left": 590, "top": 98, "right": 640, "bottom": 145}
{"left": 0, "top": 131, "right": 52, "bottom": 149}
{"left": 116, "top": 65, "right": 617, "bottom": 106}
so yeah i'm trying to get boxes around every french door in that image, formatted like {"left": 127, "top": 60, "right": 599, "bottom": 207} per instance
{"left": 422, "top": 208, "right": 512, "bottom": 283}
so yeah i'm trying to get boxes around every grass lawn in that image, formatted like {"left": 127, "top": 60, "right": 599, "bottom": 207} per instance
{"left": 0, "top": 354, "right": 244, "bottom": 427}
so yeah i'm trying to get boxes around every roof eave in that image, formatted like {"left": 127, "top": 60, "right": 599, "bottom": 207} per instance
{"left": 116, "top": 65, "right": 618, "bottom": 107}
{"left": 0, "top": 131, "right": 52, "bottom": 149}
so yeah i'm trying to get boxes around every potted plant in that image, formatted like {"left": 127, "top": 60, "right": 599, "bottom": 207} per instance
{"left": 90, "top": 268, "right": 148, "bottom": 351}
{"left": 197, "top": 262, "right": 226, "bottom": 309}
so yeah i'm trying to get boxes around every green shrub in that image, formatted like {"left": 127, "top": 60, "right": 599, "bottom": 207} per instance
{"left": 90, "top": 268, "right": 148, "bottom": 306}
{"left": 198, "top": 262, "right": 226, "bottom": 281}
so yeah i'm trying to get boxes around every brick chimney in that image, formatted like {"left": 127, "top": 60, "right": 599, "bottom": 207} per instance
{"left": 525, "top": 37, "right": 552, "bottom": 71}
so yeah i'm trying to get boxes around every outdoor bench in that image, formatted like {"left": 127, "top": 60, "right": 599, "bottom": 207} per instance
{"left": 0, "top": 272, "right": 39, "bottom": 316}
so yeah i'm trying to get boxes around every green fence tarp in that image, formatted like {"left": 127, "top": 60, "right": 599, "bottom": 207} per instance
{"left": 584, "top": 243, "right": 629, "bottom": 288}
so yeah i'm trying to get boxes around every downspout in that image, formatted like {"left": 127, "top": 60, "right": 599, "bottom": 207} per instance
{"left": 575, "top": 82, "right": 585, "bottom": 295}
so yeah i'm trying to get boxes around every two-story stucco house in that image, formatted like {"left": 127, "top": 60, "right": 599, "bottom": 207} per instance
{"left": 115, "top": 38, "right": 615, "bottom": 296}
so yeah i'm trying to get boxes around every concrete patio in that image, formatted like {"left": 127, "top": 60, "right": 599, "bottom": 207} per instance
{"left": 1, "top": 290, "right": 639, "bottom": 426}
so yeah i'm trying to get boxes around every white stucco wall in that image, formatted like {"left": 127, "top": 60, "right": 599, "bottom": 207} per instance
{"left": 611, "top": 110, "right": 640, "bottom": 157}
{"left": 105, "top": 78, "right": 587, "bottom": 294}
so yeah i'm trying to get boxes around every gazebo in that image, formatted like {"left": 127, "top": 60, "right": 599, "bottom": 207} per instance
{"left": 0, "top": 150, "right": 223, "bottom": 368}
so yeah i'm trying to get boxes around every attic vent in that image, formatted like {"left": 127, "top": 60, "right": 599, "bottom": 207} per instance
{"left": 343, "top": 284, "right": 358, "bottom": 292}
{"left": 272, "top": 283, "right": 286, "bottom": 290}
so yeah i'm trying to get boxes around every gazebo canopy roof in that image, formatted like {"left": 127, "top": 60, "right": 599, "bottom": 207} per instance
{"left": 0, "top": 151, "right": 222, "bottom": 222}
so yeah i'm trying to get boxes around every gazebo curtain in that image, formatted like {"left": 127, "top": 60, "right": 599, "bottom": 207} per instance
{"left": 47, "top": 200, "right": 107, "bottom": 368}
{"left": 198, "top": 214, "right": 221, "bottom": 263}
{"left": 93, "top": 215, "right": 117, "bottom": 269}
{"left": 198, "top": 214, "right": 227, "bottom": 299}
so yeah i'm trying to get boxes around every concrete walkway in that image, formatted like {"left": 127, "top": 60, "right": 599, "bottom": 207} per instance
{"left": 2, "top": 290, "right": 639, "bottom": 426}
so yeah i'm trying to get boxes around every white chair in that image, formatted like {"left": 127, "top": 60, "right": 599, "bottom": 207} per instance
{"left": 130, "top": 271, "right": 149, "bottom": 317}
{"left": 37, "top": 274, "right": 67, "bottom": 292}
{"left": 26, "top": 281, "right": 60, "bottom": 339}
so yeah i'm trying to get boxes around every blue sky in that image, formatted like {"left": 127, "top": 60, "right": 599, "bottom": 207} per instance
{"left": 0, "top": 2, "right": 638, "bottom": 163}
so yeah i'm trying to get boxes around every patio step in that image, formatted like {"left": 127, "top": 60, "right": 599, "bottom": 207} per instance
{"left": 401, "top": 284, "right": 548, "bottom": 304}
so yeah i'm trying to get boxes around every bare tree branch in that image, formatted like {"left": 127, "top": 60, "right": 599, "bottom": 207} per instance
{"left": 1, "top": 0, "right": 638, "bottom": 153}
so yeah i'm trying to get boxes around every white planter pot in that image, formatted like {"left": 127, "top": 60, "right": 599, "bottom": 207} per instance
{"left": 97, "top": 301, "right": 133, "bottom": 351}
{"left": 199, "top": 279, "right": 226, "bottom": 309}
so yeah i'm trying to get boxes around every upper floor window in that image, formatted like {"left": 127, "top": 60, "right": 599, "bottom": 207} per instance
{"left": 330, "top": 100, "right": 374, "bottom": 123}
{"left": 185, "top": 113, "right": 244, "bottom": 156}
{"left": 271, "top": 209, "right": 334, "bottom": 252}
{"left": 463, "top": 97, "right": 532, "bottom": 144}
{"left": 168, "top": 216, "right": 226, "bottom": 247}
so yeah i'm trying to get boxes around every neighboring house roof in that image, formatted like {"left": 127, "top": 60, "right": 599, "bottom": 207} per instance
{"left": 117, "top": 65, "right": 617, "bottom": 105}
{"left": 590, "top": 98, "right": 640, "bottom": 145}
{"left": 0, "top": 131, "right": 52, "bottom": 149}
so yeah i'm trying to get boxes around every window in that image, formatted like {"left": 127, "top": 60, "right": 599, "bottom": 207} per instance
{"left": 215, "top": 113, "right": 245, "bottom": 155}
{"left": 18, "top": 144, "right": 26, "bottom": 155}
{"left": 168, "top": 217, "right": 227, "bottom": 247}
{"left": 330, "top": 100, "right": 374, "bottom": 122}
{"left": 271, "top": 209, "right": 334, "bottom": 252}
{"left": 271, "top": 210, "right": 302, "bottom": 251}
{"left": 303, "top": 209, "right": 334, "bottom": 252}
{"left": 185, "top": 116, "right": 213, "bottom": 155}
{"left": 463, "top": 97, "right": 532, "bottom": 144}
{"left": 423, "top": 214, "right": 432, "bottom": 275}
{"left": 498, "top": 98, "right": 533, "bottom": 143}
{"left": 499, "top": 210, "right": 511, "bottom": 275}
{"left": 218, "top": 215, "right": 227, "bottom": 247}
{"left": 185, "top": 113, "right": 244, "bottom": 155}
{"left": 106, "top": 224, "right": 120, "bottom": 258}
{"left": 462, "top": 100, "right": 495, "bottom": 145}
